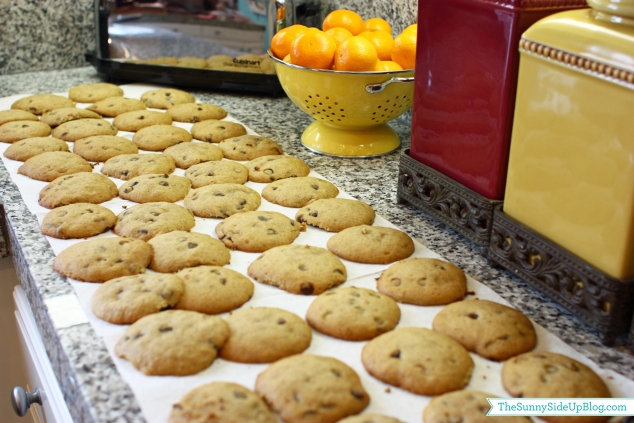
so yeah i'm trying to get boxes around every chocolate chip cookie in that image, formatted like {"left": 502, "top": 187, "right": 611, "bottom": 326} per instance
{"left": 184, "top": 160, "right": 249, "bottom": 187}
{"left": 247, "top": 155, "right": 310, "bottom": 183}
{"left": 41, "top": 203, "right": 117, "bottom": 239}
{"left": 4, "top": 137, "right": 69, "bottom": 161}
{"left": 262, "top": 176, "right": 339, "bottom": 208}
{"left": 148, "top": 230, "right": 231, "bottom": 273}
{"left": 216, "top": 211, "right": 301, "bottom": 252}
{"left": 184, "top": 183, "right": 260, "bottom": 218}
{"left": 119, "top": 174, "right": 191, "bottom": 203}
{"left": 38, "top": 172, "right": 118, "bottom": 209}
{"left": 101, "top": 153, "right": 176, "bottom": 180}
{"left": 115, "top": 202, "right": 195, "bottom": 241}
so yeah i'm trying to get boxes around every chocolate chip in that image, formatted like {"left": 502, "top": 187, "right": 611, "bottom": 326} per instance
{"left": 267, "top": 229, "right": 277, "bottom": 235}
{"left": 188, "top": 243, "right": 198, "bottom": 249}
{"left": 159, "top": 181, "right": 168, "bottom": 186}
{"left": 258, "top": 215, "right": 271, "bottom": 221}
{"left": 300, "top": 282, "right": 314, "bottom": 295}
{"left": 310, "top": 211, "right": 318, "bottom": 217}
{"left": 277, "top": 318, "right": 286, "bottom": 325}
{"left": 467, "top": 313, "right": 479, "bottom": 320}
{"left": 159, "top": 326, "right": 173, "bottom": 332}
{"left": 331, "top": 369, "right": 341, "bottom": 377}
{"left": 390, "top": 350, "right": 401, "bottom": 358}
{"left": 138, "top": 229, "right": 148, "bottom": 234}
{"left": 233, "top": 391, "right": 247, "bottom": 399}
{"left": 350, "top": 389, "right": 365, "bottom": 400}
{"left": 311, "top": 184, "right": 319, "bottom": 190}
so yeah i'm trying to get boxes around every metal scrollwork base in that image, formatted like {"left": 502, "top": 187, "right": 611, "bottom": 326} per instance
{"left": 488, "top": 204, "right": 634, "bottom": 348}
{"left": 397, "top": 150, "right": 503, "bottom": 255}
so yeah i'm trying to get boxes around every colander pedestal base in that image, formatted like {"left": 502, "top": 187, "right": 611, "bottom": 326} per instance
{"left": 301, "top": 121, "right": 401, "bottom": 158}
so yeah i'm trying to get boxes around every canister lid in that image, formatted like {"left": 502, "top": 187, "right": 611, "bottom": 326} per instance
{"left": 587, "top": 0, "right": 634, "bottom": 20}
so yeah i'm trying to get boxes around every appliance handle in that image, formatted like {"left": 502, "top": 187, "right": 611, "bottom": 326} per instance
{"left": 366, "top": 77, "right": 415, "bottom": 93}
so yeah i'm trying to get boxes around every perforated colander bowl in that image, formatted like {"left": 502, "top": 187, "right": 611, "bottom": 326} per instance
{"left": 270, "top": 52, "right": 414, "bottom": 157}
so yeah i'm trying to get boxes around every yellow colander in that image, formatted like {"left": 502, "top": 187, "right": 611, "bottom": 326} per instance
{"left": 270, "top": 53, "right": 415, "bottom": 157}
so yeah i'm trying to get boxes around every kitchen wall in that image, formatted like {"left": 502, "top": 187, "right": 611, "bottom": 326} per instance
{"left": 0, "top": 0, "right": 417, "bottom": 75}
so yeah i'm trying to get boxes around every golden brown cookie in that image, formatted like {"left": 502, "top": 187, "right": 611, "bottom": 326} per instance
{"left": 306, "top": 287, "right": 400, "bottom": 340}
{"left": 166, "top": 103, "right": 227, "bottom": 123}
{"left": 184, "top": 183, "right": 260, "bottom": 218}
{"left": 52, "top": 237, "right": 153, "bottom": 282}
{"left": 18, "top": 151, "right": 92, "bottom": 182}
{"left": 115, "top": 202, "right": 195, "bottom": 241}
{"left": 148, "top": 231, "right": 231, "bottom": 273}
{"left": 175, "top": 266, "right": 254, "bottom": 314}
{"left": 163, "top": 142, "right": 223, "bottom": 169}
{"left": 51, "top": 118, "right": 118, "bottom": 141}
{"left": 40, "top": 107, "right": 102, "bottom": 127}
{"left": 169, "top": 382, "right": 277, "bottom": 423}
{"left": 432, "top": 299, "right": 537, "bottom": 361}
{"left": 248, "top": 244, "right": 346, "bottom": 295}
{"left": 101, "top": 153, "right": 176, "bottom": 180}
{"left": 175, "top": 56, "right": 208, "bottom": 68}
{"left": 361, "top": 327, "right": 474, "bottom": 396}
{"left": 86, "top": 97, "right": 146, "bottom": 117}
{"left": 338, "top": 414, "right": 404, "bottom": 423}
{"left": 0, "top": 120, "right": 51, "bottom": 143}
{"left": 247, "top": 155, "right": 310, "bottom": 183}
{"left": 218, "top": 135, "right": 284, "bottom": 161}
{"left": 216, "top": 211, "right": 302, "bottom": 252}
{"left": 262, "top": 176, "right": 339, "bottom": 208}
{"left": 220, "top": 307, "right": 312, "bottom": 363}
{"left": 191, "top": 119, "right": 247, "bottom": 143}
{"left": 327, "top": 225, "right": 415, "bottom": 264}
{"left": 40, "top": 203, "right": 117, "bottom": 239}
{"left": 118, "top": 174, "right": 191, "bottom": 203}
{"left": 0, "top": 110, "right": 38, "bottom": 126}
{"left": 132, "top": 124, "right": 192, "bottom": 150}
{"left": 141, "top": 88, "right": 196, "bottom": 109}
{"left": 69, "top": 82, "right": 124, "bottom": 103}
{"left": 423, "top": 390, "right": 533, "bottom": 423}
{"left": 4, "top": 137, "right": 69, "bottom": 161}
{"left": 296, "top": 198, "right": 375, "bottom": 232}
{"left": 38, "top": 172, "right": 118, "bottom": 209}
{"left": 11, "top": 94, "right": 74, "bottom": 114}
{"left": 184, "top": 160, "right": 249, "bottom": 187}
{"left": 91, "top": 273, "right": 184, "bottom": 324}
{"left": 72, "top": 135, "right": 139, "bottom": 162}
{"left": 255, "top": 354, "right": 370, "bottom": 423}
{"left": 376, "top": 258, "right": 467, "bottom": 306}
{"left": 112, "top": 110, "right": 173, "bottom": 132}
{"left": 115, "top": 310, "right": 229, "bottom": 376}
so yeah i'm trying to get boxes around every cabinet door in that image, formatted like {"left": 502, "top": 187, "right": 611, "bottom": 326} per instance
{"left": 13, "top": 286, "right": 73, "bottom": 423}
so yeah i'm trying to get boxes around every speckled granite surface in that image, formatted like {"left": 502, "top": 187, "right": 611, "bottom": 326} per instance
{"left": 0, "top": 67, "right": 632, "bottom": 422}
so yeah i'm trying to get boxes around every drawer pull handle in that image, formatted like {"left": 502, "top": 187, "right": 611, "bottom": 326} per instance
{"left": 11, "top": 386, "right": 42, "bottom": 417}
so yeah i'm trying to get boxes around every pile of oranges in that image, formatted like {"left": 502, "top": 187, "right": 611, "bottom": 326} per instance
{"left": 270, "top": 9, "right": 417, "bottom": 72}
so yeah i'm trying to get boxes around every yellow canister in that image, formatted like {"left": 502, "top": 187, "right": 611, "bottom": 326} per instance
{"left": 504, "top": 4, "right": 634, "bottom": 279}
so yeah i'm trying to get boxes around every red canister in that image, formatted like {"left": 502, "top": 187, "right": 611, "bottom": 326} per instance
{"left": 409, "top": 0, "right": 586, "bottom": 200}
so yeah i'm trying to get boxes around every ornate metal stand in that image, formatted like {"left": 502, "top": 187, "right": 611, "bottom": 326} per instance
{"left": 397, "top": 150, "right": 503, "bottom": 255}
{"left": 488, "top": 205, "right": 634, "bottom": 348}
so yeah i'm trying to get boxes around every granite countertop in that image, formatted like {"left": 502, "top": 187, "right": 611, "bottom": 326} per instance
{"left": 1, "top": 67, "right": 632, "bottom": 422}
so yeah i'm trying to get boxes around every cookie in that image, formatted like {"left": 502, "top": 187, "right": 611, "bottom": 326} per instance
{"left": 248, "top": 244, "right": 346, "bottom": 295}
{"left": 52, "top": 237, "right": 153, "bottom": 282}
{"left": 73, "top": 135, "right": 138, "bottom": 162}
{"left": 169, "top": 382, "right": 277, "bottom": 423}
{"left": 175, "top": 266, "right": 254, "bottom": 314}
{"left": 361, "top": 327, "right": 474, "bottom": 396}
{"left": 148, "top": 230, "right": 231, "bottom": 273}
{"left": 69, "top": 82, "right": 124, "bottom": 103}
{"left": 0, "top": 120, "right": 51, "bottom": 143}
{"left": 11, "top": 93, "right": 74, "bottom": 115}
{"left": 141, "top": 88, "right": 196, "bottom": 109}
{"left": 101, "top": 153, "right": 176, "bottom": 180}
{"left": 41, "top": 203, "right": 117, "bottom": 239}
{"left": 296, "top": 198, "right": 375, "bottom": 232}
{"left": 184, "top": 183, "right": 260, "bottom": 218}
{"left": 0, "top": 110, "right": 39, "bottom": 125}
{"left": 502, "top": 351, "right": 611, "bottom": 423}
{"left": 423, "top": 390, "right": 533, "bottom": 423}
{"left": 91, "top": 273, "right": 184, "bottom": 324}
{"left": 51, "top": 118, "right": 118, "bottom": 141}
{"left": 40, "top": 107, "right": 102, "bottom": 127}
{"left": 185, "top": 160, "right": 249, "bottom": 187}
{"left": 18, "top": 151, "right": 92, "bottom": 182}
{"left": 175, "top": 56, "right": 208, "bottom": 68}
{"left": 327, "top": 225, "right": 415, "bottom": 264}
{"left": 39, "top": 172, "right": 118, "bottom": 209}
{"left": 262, "top": 177, "right": 339, "bottom": 208}
{"left": 119, "top": 174, "right": 191, "bottom": 203}
{"left": 86, "top": 97, "right": 146, "bottom": 117}
{"left": 216, "top": 211, "right": 301, "bottom": 252}
{"left": 432, "top": 299, "right": 537, "bottom": 361}
{"left": 376, "top": 258, "right": 467, "bottom": 306}
{"left": 338, "top": 414, "right": 404, "bottom": 423}
{"left": 115, "top": 202, "right": 195, "bottom": 241}
{"left": 255, "top": 354, "right": 370, "bottom": 423}
{"left": 166, "top": 103, "right": 227, "bottom": 123}
{"left": 132, "top": 124, "right": 192, "bottom": 150}
{"left": 218, "top": 135, "right": 283, "bottom": 161}
{"left": 113, "top": 110, "right": 173, "bottom": 132}
{"left": 140, "top": 56, "right": 179, "bottom": 65}
{"left": 306, "top": 287, "right": 400, "bottom": 340}
{"left": 247, "top": 155, "right": 310, "bottom": 183}
{"left": 220, "top": 307, "right": 312, "bottom": 363}
{"left": 207, "top": 55, "right": 233, "bottom": 68}
{"left": 191, "top": 119, "right": 247, "bottom": 143}
{"left": 4, "top": 137, "right": 69, "bottom": 161}
{"left": 115, "top": 309, "right": 229, "bottom": 376}
{"left": 163, "top": 142, "right": 223, "bottom": 169}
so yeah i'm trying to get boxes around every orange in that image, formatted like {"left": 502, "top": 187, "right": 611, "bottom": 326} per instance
{"left": 283, "top": 54, "right": 292, "bottom": 63}
{"left": 391, "top": 30, "right": 417, "bottom": 69}
{"left": 359, "top": 29, "right": 394, "bottom": 61}
{"left": 334, "top": 36, "right": 379, "bottom": 72}
{"left": 403, "top": 23, "right": 418, "bottom": 35}
{"left": 290, "top": 30, "right": 337, "bottom": 70}
{"left": 375, "top": 60, "right": 403, "bottom": 71}
{"left": 325, "top": 27, "right": 353, "bottom": 47}
{"left": 270, "top": 25, "right": 308, "bottom": 59}
{"left": 322, "top": 9, "right": 365, "bottom": 35}
{"left": 364, "top": 17, "right": 392, "bottom": 35}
